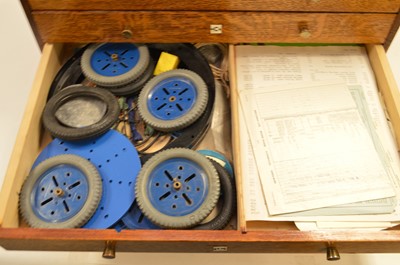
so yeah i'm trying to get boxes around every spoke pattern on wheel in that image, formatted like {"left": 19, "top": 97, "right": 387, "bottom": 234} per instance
{"left": 135, "top": 148, "right": 219, "bottom": 228}
{"left": 147, "top": 77, "right": 197, "bottom": 120}
{"left": 145, "top": 157, "right": 210, "bottom": 217}
{"left": 185, "top": 173, "right": 196, "bottom": 182}
{"left": 182, "top": 193, "right": 192, "bottom": 205}
{"left": 138, "top": 69, "right": 209, "bottom": 132}
{"left": 89, "top": 43, "right": 141, "bottom": 77}
{"left": 179, "top": 88, "right": 188, "bottom": 95}
{"left": 164, "top": 170, "right": 174, "bottom": 181}
{"left": 63, "top": 200, "right": 70, "bottom": 212}
{"left": 68, "top": 181, "right": 81, "bottom": 190}
{"left": 157, "top": 103, "right": 167, "bottom": 110}
{"left": 101, "top": 63, "right": 110, "bottom": 70}
{"left": 40, "top": 197, "right": 53, "bottom": 206}
{"left": 162, "top": 88, "right": 170, "bottom": 95}
{"left": 32, "top": 164, "right": 89, "bottom": 222}
{"left": 159, "top": 192, "right": 171, "bottom": 201}
{"left": 52, "top": 176, "right": 59, "bottom": 186}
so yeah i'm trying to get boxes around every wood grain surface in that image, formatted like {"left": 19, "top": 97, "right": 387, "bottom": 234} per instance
{"left": 367, "top": 45, "right": 400, "bottom": 150}
{"left": 31, "top": 11, "right": 395, "bottom": 44}
{"left": 0, "top": 44, "right": 63, "bottom": 228}
{"left": 25, "top": 0, "right": 400, "bottom": 13}
{"left": 1, "top": 228, "right": 400, "bottom": 253}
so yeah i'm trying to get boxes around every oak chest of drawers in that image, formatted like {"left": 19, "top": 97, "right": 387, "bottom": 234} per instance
{"left": 1, "top": 0, "right": 400, "bottom": 259}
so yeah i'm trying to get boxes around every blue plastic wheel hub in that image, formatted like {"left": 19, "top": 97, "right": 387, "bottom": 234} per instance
{"left": 90, "top": 43, "right": 140, "bottom": 77}
{"left": 147, "top": 157, "right": 209, "bottom": 216}
{"left": 31, "top": 164, "right": 89, "bottom": 223}
{"left": 33, "top": 130, "right": 141, "bottom": 229}
{"left": 147, "top": 76, "right": 197, "bottom": 120}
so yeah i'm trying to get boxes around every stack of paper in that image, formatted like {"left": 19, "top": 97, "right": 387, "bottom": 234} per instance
{"left": 234, "top": 45, "right": 400, "bottom": 231}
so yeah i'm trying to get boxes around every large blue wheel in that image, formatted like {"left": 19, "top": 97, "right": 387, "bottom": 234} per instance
{"left": 19, "top": 154, "right": 102, "bottom": 228}
{"left": 138, "top": 69, "right": 208, "bottom": 132}
{"left": 81, "top": 43, "right": 150, "bottom": 88}
{"left": 135, "top": 148, "right": 220, "bottom": 229}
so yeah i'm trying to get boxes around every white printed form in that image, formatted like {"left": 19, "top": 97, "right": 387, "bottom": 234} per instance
{"left": 239, "top": 81, "right": 395, "bottom": 215}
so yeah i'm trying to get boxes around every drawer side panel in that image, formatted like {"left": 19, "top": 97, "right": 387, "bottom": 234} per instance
{"left": 367, "top": 45, "right": 400, "bottom": 149}
{"left": 0, "top": 44, "right": 63, "bottom": 228}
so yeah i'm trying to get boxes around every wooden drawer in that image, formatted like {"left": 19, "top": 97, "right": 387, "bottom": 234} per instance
{"left": 1, "top": 42, "right": 400, "bottom": 257}
{"left": 1, "top": 0, "right": 400, "bottom": 259}
{"left": 28, "top": 12, "right": 396, "bottom": 44}
{"left": 23, "top": 0, "right": 400, "bottom": 48}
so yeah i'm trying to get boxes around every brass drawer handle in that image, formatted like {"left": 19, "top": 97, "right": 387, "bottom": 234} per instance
{"left": 122, "top": 29, "right": 133, "bottom": 39}
{"left": 103, "top": 240, "right": 116, "bottom": 259}
{"left": 326, "top": 245, "right": 341, "bottom": 261}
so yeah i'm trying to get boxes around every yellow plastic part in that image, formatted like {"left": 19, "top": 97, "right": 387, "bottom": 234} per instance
{"left": 153, "top": 52, "right": 180, "bottom": 75}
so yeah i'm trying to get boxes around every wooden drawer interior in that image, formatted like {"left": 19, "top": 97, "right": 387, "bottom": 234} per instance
{"left": 1, "top": 42, "right": 400, "bottom": 255}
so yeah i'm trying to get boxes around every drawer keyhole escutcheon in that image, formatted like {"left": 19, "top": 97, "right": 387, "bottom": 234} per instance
{"left": 122, "top": 29, "right": 133, "bottom": 39}
{"left": 298, "top": 23, "right": 311, "bottom": 39}
{"left": 326, "top": 245, "right": 340, "bottom": 261}
{"left": 103, "top": 240, "right": 116, "bottom": 259}
{"left": 213, "top": 246, "right": 228, "bottom": 252}
{"left": 210, "top": 24, "right": 223, "bottom": 34}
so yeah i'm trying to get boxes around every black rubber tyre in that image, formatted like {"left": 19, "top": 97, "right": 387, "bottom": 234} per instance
{"left": 81, "top": 43, "right": 150, "bottom": 88}
{"left": 19, "top": 154, "right": 102, "bottom": 228}
{"left": 194, "top": 159, "right": 236, "bottom": 230}
{"left": 42, "top": 86, "right": 120, "bottom": 141}
{"left": 135, "top": 148, "right": 220, "bottom": 229}
{"left": 137, "top": 69, "right": 208, "bottom": 132}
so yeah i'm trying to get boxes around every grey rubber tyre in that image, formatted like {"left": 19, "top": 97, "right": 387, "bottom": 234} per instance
{"left": 135, "top": 148, "right": 220, "bottom": 229}
{"left": 106, "top": 59, "right": 155, "bottom": 96}
{"left": 137, "top": 69, "right": 208, "bottom": 132}
{"left": 19, "top": 154, "right": 102, "bottom": 228}
{"left": 194, "top": 159, "right": 236, "bottom": 230}
{"left": 81, "top": 43, "right": 150, "bottom": 87}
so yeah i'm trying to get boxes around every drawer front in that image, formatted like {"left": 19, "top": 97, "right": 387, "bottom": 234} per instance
{"left": 31, "top": 11, "right": 396, "bottom": 44}
{"left": 2, "top": 228, "right": 400, "bottom": 254}
{"left": 26, "top": 0, "right": 400, "bottom": 12}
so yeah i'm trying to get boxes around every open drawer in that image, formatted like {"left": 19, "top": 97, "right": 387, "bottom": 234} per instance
{"left": 1, "top": 42, "right": 400, "bottom": 260}
{"left": 1, "top": 0, "right": 400, "bottom": 259}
